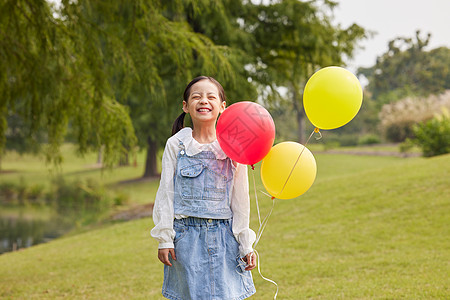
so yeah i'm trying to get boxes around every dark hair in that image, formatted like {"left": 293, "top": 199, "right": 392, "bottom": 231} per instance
{"left": 171, "top": 76, "right": 227, "bottom": 135}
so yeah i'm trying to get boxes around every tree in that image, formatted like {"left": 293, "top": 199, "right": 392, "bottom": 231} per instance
{"left": 243, "top": 0, "right": 366, "bottom": 142}
{"left": 1, "top": 0, "right": 367, "bottom": 175}
{"left": 123, "top": 0, "right": 258, "bottom": 177}
{"left": 0, "top": 0, "right": 136, "bottom": 169}
{"left": 359, "top": 30, "right": 450, "bottom": 105}
{"left": 0, "top": 0, "right": 249, "bottom": 174}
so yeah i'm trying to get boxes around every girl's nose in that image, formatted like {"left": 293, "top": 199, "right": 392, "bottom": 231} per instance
{"left": 199, "top": 97, "right": 208, "bottom": 104}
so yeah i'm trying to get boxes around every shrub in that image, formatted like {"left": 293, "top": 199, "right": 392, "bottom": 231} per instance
{"left": 27, "top": 184, "right": 46, "bottom": 204}
{"left": 384, "top": 121, "right": 416, "bottom": 142}
{"left": 113, "top": 191, "right": 130, "bottom": 206}
{"left": 49, "top": 177, "right": 112, "bottom": 215}
{"left": 323, "top": 134, "right": 358, "bottom": 147}
{"left": 358, "top": 134, "right": 381, "bottom": 145}
{"left": 338, "top": 134, "right": 359, "bottom": 147}
{"left": 0, "top": 182, "right": 18, "bottom": 203}
{"left": 323, "top": 141, "right": 340, "bottom": 151}
{"left": 0, "top": 180, "right": 47, "bottom": 205}
{"left": 379, "top": 91, "right": 450, "bottom": 142}
{"left": 399, "top": 139, "right": 415, "bottom": 154}
{"left": 16, "top": 177, "right": 28, "bottom": 205}
{"left": 412, "top": 111, "right": 450, "bottom": 157}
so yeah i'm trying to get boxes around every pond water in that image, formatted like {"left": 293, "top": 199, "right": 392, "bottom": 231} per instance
{"left": 0, "top": 209, "right": 74, "bottom": 254}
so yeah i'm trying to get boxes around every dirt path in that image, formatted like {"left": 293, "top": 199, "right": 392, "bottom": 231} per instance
{"left": 316, "top": 149, "right": 421, "bottom": 157}
{"left": 110, "top": 203, "right": 154, "bottom": 221}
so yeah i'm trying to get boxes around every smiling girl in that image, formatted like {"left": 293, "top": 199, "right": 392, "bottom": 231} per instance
{"left": 151, "top": 76, "right": 257, "bottom": 300}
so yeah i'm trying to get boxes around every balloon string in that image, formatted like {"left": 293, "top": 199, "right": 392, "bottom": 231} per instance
{"left": 277, "top": 128, "right": 319, "bottom": 197}
{"left": 255, "top": 249, "right": 279, "bottom": 299}
{"left": 251, "top": 169, "right": 278, "bottom": 299}
{"left": 251, "top": 169, "right": 262, "bottom": 228}
{"left": 251, "top": 170, "right": 276, "bottom": 248}
{"left": 249, "top": 128, "right": 320, "bottom": 299}
{"left": 254, "top": 194, "right": 276, "bottom": 249}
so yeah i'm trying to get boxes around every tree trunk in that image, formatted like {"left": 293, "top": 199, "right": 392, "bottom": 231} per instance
{"left": 97, "top": 146, "right": 103, "bottom": 165}
{"left": 291, "top": 87, "right": 305, "bottom": 144}
{"left": 143, "top": 136, "right": 158, "bottom": 178}
{"left": 118, "top": 152, "right": 130, "bottom": 166}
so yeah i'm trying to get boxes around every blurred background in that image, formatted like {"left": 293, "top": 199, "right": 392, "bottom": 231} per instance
{"left": 0, "top": 1, "right": 449, "bottom": 298}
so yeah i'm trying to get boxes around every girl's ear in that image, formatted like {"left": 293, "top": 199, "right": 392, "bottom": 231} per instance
{"left": 219, "top": 101, "right": 226, "bottom": 114}
{"left": 182, "top": 100, "right": 189, "bottom": 113}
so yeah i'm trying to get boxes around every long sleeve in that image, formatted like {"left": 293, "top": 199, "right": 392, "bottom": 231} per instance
{"left": 150, "top": 139, "right": 178, "bottom": 249}
{"left": 230, "top": 163, "right": 256, "bottom": 257}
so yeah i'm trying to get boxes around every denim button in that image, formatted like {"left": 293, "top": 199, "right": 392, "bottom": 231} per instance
{"left": 208, "top": 219, "right": 212, "bottom": 223}
{"left": 180, "top": 150, "right": 185, "bottom": 155}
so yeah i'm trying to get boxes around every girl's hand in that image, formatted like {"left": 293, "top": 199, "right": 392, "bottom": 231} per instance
{"left": 158, "top": 248, "right": 176, "bottom": 266}
{"left": 244, "top": 252, "right": 256, "bottom": 271}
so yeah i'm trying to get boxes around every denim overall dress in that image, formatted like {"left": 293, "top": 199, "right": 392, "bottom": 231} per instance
{"left": 162, "top": 140, "right": 256, "bottom": 300}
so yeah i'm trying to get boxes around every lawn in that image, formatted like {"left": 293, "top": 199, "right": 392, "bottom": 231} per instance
{"left": 0, "top": 148, "right": 449, "bottom": 299}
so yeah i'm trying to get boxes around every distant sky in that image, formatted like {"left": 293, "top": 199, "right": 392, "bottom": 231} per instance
{"left": 332, "top": 0, "right": 450, "bottom": 71}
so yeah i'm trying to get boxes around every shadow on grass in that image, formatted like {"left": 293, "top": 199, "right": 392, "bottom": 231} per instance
{"left": 117, "top": 175, "right": 160, "bottom": 185}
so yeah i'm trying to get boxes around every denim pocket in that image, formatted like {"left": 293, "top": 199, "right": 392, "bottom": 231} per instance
{"left": 179, "top": 164, "right": 204, "bottom": 200}
{"left": 235, "top": 254, "right": 253, "bottom": 291}
{"left": 236, "top": 254, "right": 247, "bottom": 273}
{"left": 180, "top": 163, "right": 204, "bottom": 177}
{"left": 173, "top": 222, "right": 188, "bottom": 243}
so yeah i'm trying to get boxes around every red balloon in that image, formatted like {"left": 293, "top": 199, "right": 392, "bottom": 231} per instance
{"left": 216, "top": 101, "right": 275, "bottom": 165}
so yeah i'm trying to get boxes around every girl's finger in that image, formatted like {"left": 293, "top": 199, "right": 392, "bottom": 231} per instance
{"left": 158, "top": 250, "right": 172, "bottom": 266}
{"left": 164, "top": 252, "right": 172, "bottom": 267}
{"left": 245, "top": 253, "right": 256, "bottom": 270}
{"left": 169, "top": 248, "right": 177, "bottom": 261}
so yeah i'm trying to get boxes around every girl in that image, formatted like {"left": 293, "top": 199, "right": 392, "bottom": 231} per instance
{"left": 151, "top": 76, "right": 257, "bottom": 300}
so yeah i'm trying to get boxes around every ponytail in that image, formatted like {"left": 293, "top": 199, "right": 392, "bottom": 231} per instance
{"left": 172, "top": 112, "right": 186, "bottom": 135}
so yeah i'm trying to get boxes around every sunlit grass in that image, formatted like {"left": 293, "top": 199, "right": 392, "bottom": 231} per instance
{"left": 307, "top": 143, "right": 421, "bottom": 154}
{"left": 1, "top": 151, "right": 449, "bottom": 299}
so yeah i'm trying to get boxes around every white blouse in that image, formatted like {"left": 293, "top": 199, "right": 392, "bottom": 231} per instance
{"left": 151, "top": 127, "right": 256, "bottom": 257}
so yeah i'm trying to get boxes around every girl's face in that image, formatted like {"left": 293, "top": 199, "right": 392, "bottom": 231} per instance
{"left": 183, "top": 79, "right": 226, "bottom": 125}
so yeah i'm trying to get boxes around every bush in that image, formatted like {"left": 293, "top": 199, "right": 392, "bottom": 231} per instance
{"left": 0, "top": 180, "right": 46, "bottom": 205}
{"left": 412, "top": 111, "right": 450, "bottom": 157}
{"left": 323, "top": 140, "right": 340, "bottom": 151}
{"left": 384, "top": 122, "right": 416, "bottom": 142}
{"left": 379, "top": 91, "right": 450, "bottom": 142}
{"left": 322, "top": 134, "right": 359, "bottom": 148}
{"left": 49, "top": 177, "right": 112, "bottom": 215}
{"left": 27, "top": 184, "right": 46, "bottom": 204}
{"left": 113, "top": 191, "right": 130, "bottom": 206}
{"left": 358, "top": 134, "right": 381, "bottom": 145}
{"left": 0, "top": 182, "right": 18, "bottom": 203}
{"left": 399, "top": 139, "right": 415, "bottom": 154}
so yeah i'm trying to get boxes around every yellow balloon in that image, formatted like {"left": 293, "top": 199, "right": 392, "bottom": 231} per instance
{"left": 303, "top": 66, "right": 363, "bottom": 130}
{"left": 261, "top": 142, "right": 317, "bottom": 200}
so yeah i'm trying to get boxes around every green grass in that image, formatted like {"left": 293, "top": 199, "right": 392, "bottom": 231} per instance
{"left": 308, "top": 143, "right": 421, "bottom": 154}
{"left": 1, "top": 150, "right": 449, "bottom": 299}
{"left": 251, "top": 154, "right": 449, "bottom": 299}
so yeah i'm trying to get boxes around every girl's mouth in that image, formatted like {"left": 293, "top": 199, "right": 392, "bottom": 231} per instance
{"left": 197, "top": 108, "right": 212, "bottom": 112}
